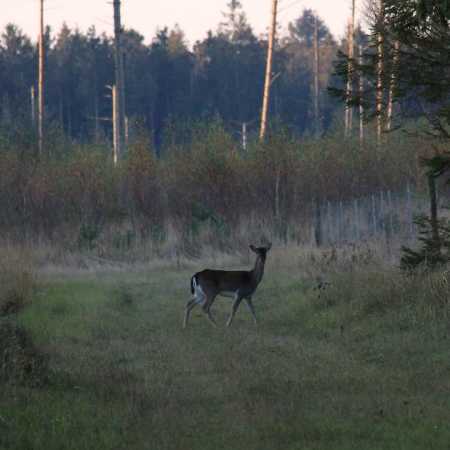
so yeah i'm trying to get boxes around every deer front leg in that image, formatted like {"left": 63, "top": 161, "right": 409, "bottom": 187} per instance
{"left": 226, "top": 295, "right": 243, "bottom": 327}
{"left": 205, "top": 308, "right": 217, "bottom": 327}
{"left": 245, "top": 297, "right": 257, "bottom": 325}
{"left": 202, "top": 295, "right": 218, "bottom": 327}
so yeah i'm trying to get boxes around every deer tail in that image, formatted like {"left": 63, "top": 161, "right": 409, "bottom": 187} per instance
{"left": 190, "top": 274, "right": 197, "bottom": 295}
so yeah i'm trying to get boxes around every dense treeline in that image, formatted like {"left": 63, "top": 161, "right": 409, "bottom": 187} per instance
{"left": 0, "top": 4, "right": 343, "bottom": 148}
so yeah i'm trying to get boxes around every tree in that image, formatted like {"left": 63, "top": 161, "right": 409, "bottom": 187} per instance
{"left": 287, "top": 9, "right": 334, "bottom": 48}
{"left": 0, "top": 24, "right": 34, "bottom": 123}
{"left": 219, "top": 0, "right": 253, "bottom": 44}
{"left": 332, "top": 0, "right": 450, "bottom": 138}
{"left": 282, "top": 10, "right": 338, "bottom": 133}
{"left": 332, "top": 0, "right": 450, "bottom": 269}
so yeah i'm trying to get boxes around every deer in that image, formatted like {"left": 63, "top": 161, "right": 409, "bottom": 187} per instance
{"left": 183, "top": 243, "right": 272, "bottom": 328}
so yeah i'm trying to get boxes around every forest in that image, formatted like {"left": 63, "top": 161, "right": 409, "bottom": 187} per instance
{"left": 0, "top": 5, "right": 340, "bottom": 148}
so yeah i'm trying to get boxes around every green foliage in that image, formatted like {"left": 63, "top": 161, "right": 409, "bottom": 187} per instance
{"left": 112, "top": 229, "right": 136, "bottom": 251}
{"left": 423, "top": 151, "right": 450, "bottom": 179}
{"left": 78, "top": 222, "right": 102, "bottom": 250}
{"left": 401, "top": 215, "right": 450, "bottom": 270}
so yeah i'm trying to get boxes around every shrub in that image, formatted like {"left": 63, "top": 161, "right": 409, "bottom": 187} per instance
{"left": 0, "top": 256, "right": 35, "bottom": 316}
{"left": 0, "top": 319, "right": 48, "bottom": 387}
{"left": 401, "top": 215, "right": 450, "bottom": 271}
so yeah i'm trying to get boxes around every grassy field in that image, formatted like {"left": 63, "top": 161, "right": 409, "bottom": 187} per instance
{"left": 1, "top": 249, "right": 450, "bottom": 450}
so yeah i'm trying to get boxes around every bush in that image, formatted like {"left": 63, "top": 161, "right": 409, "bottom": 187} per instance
{"left": 401, "top": 215, "right": 450, "bottom": 271}
{"left": 0, "top": 256, "right": 35, "bottom": 316}
{"left": 0, "top": 125, "right": 425, "bottom": 253}
{"left": 0, "top": 320, "right": 48, "bottom": 387}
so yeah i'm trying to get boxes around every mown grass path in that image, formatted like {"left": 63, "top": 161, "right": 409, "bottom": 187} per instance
{"left": 1, "top": 266, "right": 450, "bottom": 450}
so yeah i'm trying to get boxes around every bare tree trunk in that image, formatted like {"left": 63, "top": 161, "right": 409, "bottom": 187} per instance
{"left": 376, "top": 0, "right": 385, "bottom": 146}
{"left": 125, "top": 115, "right": 129, "bottom": 147}
{"left": 314, "top": 200, "right": 322, "bottom": 247}
{"left": 113, "top": 0, "right": 125, "bottom": 158}
{"left": 345, "top": 0, "right": 356, "bottom": 138}
{"left": 313, "top": 14, "right": 320, "bottom": 137}
{"left": 30, "top": 86, "right": 36, "bottom": 127}
{"left": 112, "top": 85, "right": 119, "bottom": 166}
{"left": 358, "top": 44, "right": 365, "bottom": 148}
{"left": 242, "top": 122, "right": 247, "bottom": 150}
{"left": 386, "top": 40, "right": 400, "bottom": 132}
{"left": 260, "top": 0, "right": 278, "bottom": 141}
{"left": 428, "top": 174, "right": 440, "bottom": 250}
{"left": 94, "top": 94, "right": 100, "bottom": 143}
{"left": 38, "top": 0, "right": 45, "bottom": 154}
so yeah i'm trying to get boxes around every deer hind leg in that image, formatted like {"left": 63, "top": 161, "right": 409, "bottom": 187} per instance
{"left": 183, "top": 298, "right": 197, "bottom": 328}
{"left": 183, "top": 287, "right": 206, "bottom": 328}
{"left": 226, "top": 294, "right": 243, "bottom": 327}
{"left": 245, "top": 297, "right": 257, "bottom": 325}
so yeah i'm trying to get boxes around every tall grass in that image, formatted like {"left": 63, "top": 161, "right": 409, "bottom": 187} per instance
{"left": 1, "top": 251, "right": 450, "bottom": 450}
{"left": 0, "top": 248, "right": 36, "bottom": 316}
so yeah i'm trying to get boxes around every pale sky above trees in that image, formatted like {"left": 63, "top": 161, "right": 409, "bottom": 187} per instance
{"left": 3, "top": 0, "right": 357, "bottom": 45}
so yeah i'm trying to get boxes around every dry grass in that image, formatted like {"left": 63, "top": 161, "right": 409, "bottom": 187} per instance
{"left": 0, "top": 247, "right": 36, "bottom": 316}
{"left": 1, "top": 242, "right": 450, "bottom": 449}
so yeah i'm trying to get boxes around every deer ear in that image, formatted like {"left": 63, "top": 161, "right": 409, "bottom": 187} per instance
{"left": 249, "top": 245, "right": 257, "bottom": 253}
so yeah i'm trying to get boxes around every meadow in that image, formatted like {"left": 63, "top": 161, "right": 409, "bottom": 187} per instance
{"left": 1, "top": 245, "right": 450, "bottom": 450}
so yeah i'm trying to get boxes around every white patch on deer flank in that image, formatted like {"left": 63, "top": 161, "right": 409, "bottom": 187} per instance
{"left": 194, "top": 283, "right": 206, "bottom": 305}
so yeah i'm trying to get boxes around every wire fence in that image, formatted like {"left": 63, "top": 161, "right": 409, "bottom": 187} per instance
{"left": 310, "top": 184, "right": 429, "bottom": 247}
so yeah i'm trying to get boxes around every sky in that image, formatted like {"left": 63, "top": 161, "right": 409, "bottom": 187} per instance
{"left": 2, "top": 0, "right": 361, "bottom": 46}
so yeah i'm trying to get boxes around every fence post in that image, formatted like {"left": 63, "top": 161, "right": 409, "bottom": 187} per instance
{"left": 406, "top": 183, "right": 414, "bottom": 238}
{"left": 371, "top": 194, "right": 377, "bottom": 236}
{"left": 339, "top": 200, "right": 344, "bottom": 243}
{"left": 314, "top": 199, "right": 322, "bottom": 247}
{"left": 327, "top": 201, "right": 333, "bottom": 244}
{"left": 387, "top": 190, "right": 394, "bottom": 238}
{"left": 379, "top": 191, "right": 386, "bottom": 237}
{"left": 353, "top": 198, "right": 360, "bottom": 241}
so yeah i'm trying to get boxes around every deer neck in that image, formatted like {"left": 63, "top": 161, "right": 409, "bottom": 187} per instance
{"left": 251, "top": 254, "right": 266, "bottom": 286}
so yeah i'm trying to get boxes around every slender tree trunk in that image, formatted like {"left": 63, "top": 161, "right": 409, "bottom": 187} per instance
{"left": 38, "top": 0, "right": 45, "bottom": 154}
{"left": 125, "top": 116, "right": 129, "bottom": 147}
{"left": 376, "top": 0, "right": 385, "bottom": 146}
{"left": 260, "top": 0, "right": 278, "bottom": 141}
{"left": 313, "top": 14, "right": 320, "bottom": 137}
{"left": 242, "top": 122, "right": 247, "bottom": 150}
{"left": 358, "top": 44, "right": 364, "bottom": 148}
{"left": 314, "top": 200, "right": 322, "bottom": 247}
{"left": 428, "top": 174, "right": 440, "bottom": 251}
{"left": 30, "top": 86, "right": 36, "bottom": 127}
{"left": 386, "top": 40, "right": 400, "bottom": 132}
{"left": 94, "top": 94, "right": 100, "bottom": 143}
{"left": 345, "top": 0, "right": 356, "bottom": 138}
{"left": 112, "top": 85, "right": 119, "bottom": 166}
{"left": 113, "top": 0, "right": 125, "bottom": 158}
